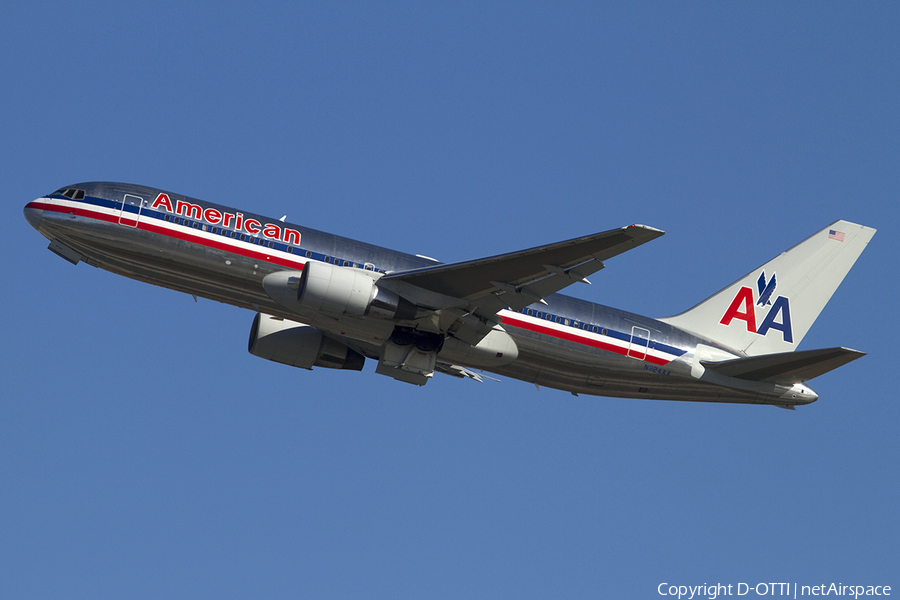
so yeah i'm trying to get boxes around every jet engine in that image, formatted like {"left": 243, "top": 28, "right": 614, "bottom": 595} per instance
{"left": 248, "top": 313, "right": 365, "bottom": 371}
{"left": 262, "top": 262, "right": 417, "bottom": 320}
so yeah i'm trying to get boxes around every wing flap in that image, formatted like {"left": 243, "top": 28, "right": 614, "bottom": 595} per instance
{"left": 701, "top": 347, "right": 865, "bottom": 384}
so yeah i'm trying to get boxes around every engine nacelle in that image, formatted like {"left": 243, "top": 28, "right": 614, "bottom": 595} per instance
{"left": 248, "top": 313, "right": 364, "bottom": 371}
{"left": 262, "top": 262, "right": 416, "bottom": 320}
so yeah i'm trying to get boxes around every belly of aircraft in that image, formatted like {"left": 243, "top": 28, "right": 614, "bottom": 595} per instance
{"left": 495, "top": 327, "right": 770, "bottom": 404}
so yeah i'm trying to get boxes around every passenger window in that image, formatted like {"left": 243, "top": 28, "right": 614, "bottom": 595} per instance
{"left": 306, "top": 250, "right": 312, "bottom": 258}
{"left": 287, "top": 247, "right": 293, "bottom": 254}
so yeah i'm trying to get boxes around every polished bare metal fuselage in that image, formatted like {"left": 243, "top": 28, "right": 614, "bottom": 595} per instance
{"left": 24, "top": 182, "right": 819, "bottom": 406}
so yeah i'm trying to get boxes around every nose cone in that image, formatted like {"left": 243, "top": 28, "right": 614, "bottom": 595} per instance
{"left": 24, "top": 204, "right": 44, "bottom": 231}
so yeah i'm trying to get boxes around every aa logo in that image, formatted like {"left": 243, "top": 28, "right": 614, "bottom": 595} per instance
{"left": 719, "top": 271, "right": 793, "bottom": 343}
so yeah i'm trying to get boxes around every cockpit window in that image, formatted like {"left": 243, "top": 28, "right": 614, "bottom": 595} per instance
{"left": 54, "top": 188, "right": 86, "bottom": 200}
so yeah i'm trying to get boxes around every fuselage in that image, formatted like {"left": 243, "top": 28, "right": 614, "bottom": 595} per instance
{"left": 24, "top": 182, "right": 818, "bottom": 406}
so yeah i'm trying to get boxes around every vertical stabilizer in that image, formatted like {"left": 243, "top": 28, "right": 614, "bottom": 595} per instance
{"left": 659, "top": 221, "right": 875, "bottom": 356}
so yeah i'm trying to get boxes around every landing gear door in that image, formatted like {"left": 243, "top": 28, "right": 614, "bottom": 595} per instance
{"left": 628, "top": 326, "right": 651, "bottom": 360}
{"left": 118, "top": 194, "right": 144, "bottom": 227}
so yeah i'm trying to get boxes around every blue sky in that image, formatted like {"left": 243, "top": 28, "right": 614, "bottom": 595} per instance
{"left": 2, "top": 2, "right": 897, "bottom": 598}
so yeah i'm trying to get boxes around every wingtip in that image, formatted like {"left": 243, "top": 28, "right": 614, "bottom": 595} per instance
{"left": 626, "top": 224, "right": 666, "bottom": 236}
{"left": 629, "top": 223, "right": 665, "bottom": 232}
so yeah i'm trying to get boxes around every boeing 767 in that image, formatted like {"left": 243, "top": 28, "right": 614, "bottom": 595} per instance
{"left": 24, "top": 183, "right": 876, "bottom": 408}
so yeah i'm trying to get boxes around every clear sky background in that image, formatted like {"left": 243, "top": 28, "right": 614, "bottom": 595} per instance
{"left": 2, "top": 3, "right": 897, "bottom": 598}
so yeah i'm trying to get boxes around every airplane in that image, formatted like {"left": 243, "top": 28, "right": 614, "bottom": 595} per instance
{"left": 24, "top": 182, "right": 876, "bottom": 408}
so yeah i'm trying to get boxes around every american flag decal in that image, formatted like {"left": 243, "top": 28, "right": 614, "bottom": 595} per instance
{"left": 828, "top": 229, "right": 845, "bottom": 242}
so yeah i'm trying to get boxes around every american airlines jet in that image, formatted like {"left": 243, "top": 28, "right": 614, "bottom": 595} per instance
{"left": 24, "top": 183, "right": 875, "bottom": 408}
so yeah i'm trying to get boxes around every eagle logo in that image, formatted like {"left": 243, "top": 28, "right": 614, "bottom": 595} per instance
{"left": 756, "top": 271, "right": 776, "bottom": 306}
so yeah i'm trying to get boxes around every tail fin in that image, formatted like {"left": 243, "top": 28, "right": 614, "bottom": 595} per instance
{"left": 659, "top": 220, "right": 876, "bottom": 356}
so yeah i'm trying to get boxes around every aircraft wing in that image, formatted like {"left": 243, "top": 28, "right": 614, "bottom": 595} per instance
{"left": 381, "top": 224, "right": 664, "bottom": 317}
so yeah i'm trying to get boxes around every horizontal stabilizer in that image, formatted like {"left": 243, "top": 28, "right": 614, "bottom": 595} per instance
{"left": 701, "top": 347, "right": 865, "bottom": 384}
